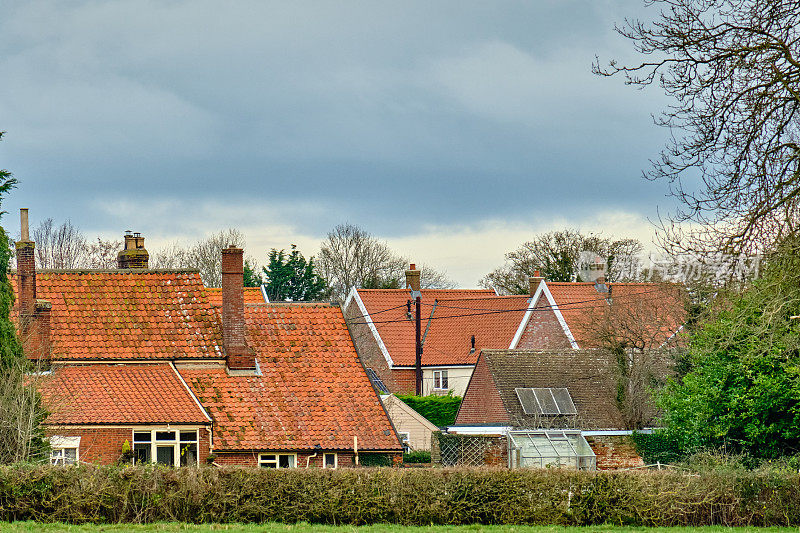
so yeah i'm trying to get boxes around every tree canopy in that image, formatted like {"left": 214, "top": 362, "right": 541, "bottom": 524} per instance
{"left": 262, "top": 245, "right": 327, "bottom": 302}
{"left": 657, "top": 237, "right": 800, "bottom": 459}
{"left": 596, "top": 0, "right": 800, "bottom": 256}
{"left": 480, "top": 229, "right": 643, "bottom": 294}
{"left": 0, "top": 131, "right": 22, "bottom": 368}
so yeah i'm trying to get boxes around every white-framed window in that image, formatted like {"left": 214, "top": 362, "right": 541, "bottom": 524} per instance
{"left": 49, "top": 436, "right": 80, "bottom": 465}
{"left": 433, "top": 370, "right": 449, "bottom": 390}
{"left": 323, "top": 453, "right": 337, "bottom": 469}
{"left": 133, "top": 429, "right": 199, "bottom": 467}
{"left": 259, "top": 453, "right": 296, "bottom": 468}
{"left": 398, "top": 432, "right": 410, "bottom": 453}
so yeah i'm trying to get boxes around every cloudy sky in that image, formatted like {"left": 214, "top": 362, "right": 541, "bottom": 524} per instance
{"left": 0, "top": 1, "right": 675, "bottom": 286}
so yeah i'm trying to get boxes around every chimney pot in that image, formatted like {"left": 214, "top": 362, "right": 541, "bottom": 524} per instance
{"left": 117, "top": 231, "right": 148, "bottom": 268}
{"left": 20, "top": 208, "right": 30, "bottom": 241}
{"left": 405, "top": 263, "right": 421, "bottom": 292}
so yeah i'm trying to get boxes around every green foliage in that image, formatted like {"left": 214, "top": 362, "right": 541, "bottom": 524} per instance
{"left": 395, "top": 393, "right": 462, "bottom": 427}
{"left": 402, "top": 451, "right": 431, "bottom": 464}
{"left": 242, "top": 260, "right": 263, "bottom": 288}
{"left": 631, "top": 431, "right": 685, "bottom": 465}
{"left": 357, "top": 453, "right": 392, "bottom": 467}
{"left": 3, "top": 465, "right": 800, "bottom": 526}
{"left": 658, "top": 237, "right": 800, "bottom": 459}
{"left": 262, "top": 245, "right": 327, "bottom": 301}
{"left": 0, "top": 133, "right": 22, "bottom": 369}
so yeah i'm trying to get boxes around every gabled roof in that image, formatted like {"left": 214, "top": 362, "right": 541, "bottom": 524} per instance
{"left": 10, "top": 270, "right": 223, "bottom": 361}
{"left": 350, "top": 288, "right": 518, "bottom": 367}
{"left": 420, "top": 296, "right": 531, "bottom": 365}
{"left": 180, "top": 303, "right": 401, "bottom": 451}
{"left": 205, "top": 287, "right": 266, "bottom": 307}
{"left": 467, "top": 349, "right": 626, "bottom": 430}
{"left": 39, "top": 363, "right": 210, "bottom": 425}
{"left": 532, "top": 282, "right": 686, "bottom": 349}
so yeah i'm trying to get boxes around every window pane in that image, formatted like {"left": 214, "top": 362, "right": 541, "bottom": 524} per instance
{"left": 180, "top": 431, "right": 197, "bottom": 442}
{"left": 441, "top": 371, "right": 448, "bottom": 389}
{"left": 134, "top": 432, "right": 151, "bottom": 442}
{"left": 260, "top": 462, "right": 276, "bottom": 468}
{"left": 156, "top": 446, "right": 175, "bottom": 466}
{"left": 63, "top": 448, "right": 77, "bottom": 465}
{"left": 324, "top": 454, "right": 335, "bottom": 468}
{"left": 134, "top": 443, "right": 151, "bottom": 464}
{"left": 50, "top": 449, "right": 63, "bottom": 465}
{"left": 180, "top": 443, "right": 198, "bottom": 467}
{"left": 278, "top": 455, "right": 293, "bottom": 468}
{"left": 155, "top": 431, "right": 176, "bottom": 441}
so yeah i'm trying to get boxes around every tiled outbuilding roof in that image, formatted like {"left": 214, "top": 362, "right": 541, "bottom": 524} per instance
{"left": 10, "top": 270, "right": 223, "bottom": 361}
{"left": 181, "top": 304, "right": 401, "bottom": 451}
{"left": 352, "top": 288, "right": 498, "bottom": 367}
{"left": 39, "top": 363, "right": 210, "bottom": 425}
{"left": 464, "top": 349, "right": 627, "bottom": 430}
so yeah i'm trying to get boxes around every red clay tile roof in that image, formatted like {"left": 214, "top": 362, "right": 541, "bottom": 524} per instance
{"left": 180, "top": 303, "right": 401, "bottom": 451}
{"left": 10, "top": 271, "right": 224, "bottom": 361}
{"left": 205, "top": 287, "right": 265, "bottom": 307}
{"left": 418, "top": 296, "right": 531, "bottom": 366}
{"left": 544, "top": 282, "right": 686, "bottom": 348}
{"left": 354, "top": 288, "right": 498, "bottom": 367}
{"left": 39, "top": 363, "right": 210, "bottom": 425}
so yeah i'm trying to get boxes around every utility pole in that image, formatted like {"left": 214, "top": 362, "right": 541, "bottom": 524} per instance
{"left": 415, "top": 295, "right": 422, "bottom": 395}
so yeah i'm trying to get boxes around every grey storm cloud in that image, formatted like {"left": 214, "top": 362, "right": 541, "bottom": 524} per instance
{"left": 0, "top": 0, "right": 670, "bottom": 243}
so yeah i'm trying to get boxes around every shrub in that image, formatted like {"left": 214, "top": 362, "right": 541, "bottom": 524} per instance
{"left": 1, "top": 464, "right": 800, "bottom": 526}
{"left": 358, "top": 453, "right": 392, "bottom": 467}
{"left": 403, "top": 451, "right": 431, "bottom": 464}
{"left": 395, "top": 393, "right": 461, "bottom": 427}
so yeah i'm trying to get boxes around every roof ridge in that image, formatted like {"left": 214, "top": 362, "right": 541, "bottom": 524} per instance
{"left": 10, "top": 268, "right": 202, "bottom": 274}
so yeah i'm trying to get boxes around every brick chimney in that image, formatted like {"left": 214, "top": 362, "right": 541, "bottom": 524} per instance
{"left": 16, "top": 209, "right": 52, "bottom": 359}
{"left": 221, "top": 245, "right": 255, "bottom": 370}
{"left": 405, "top": 264, "right": 421, "bottom": 292}
{"left": 117, "top": 231, "right": 149, "bottom": 269}
{"left": 16, "top": 208, "right": 36, "bottom": 328}
{"left": 529, "top": 270, "right": 544, "bottom": 297}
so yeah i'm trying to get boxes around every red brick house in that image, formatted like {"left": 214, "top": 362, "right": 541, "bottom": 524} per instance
{"left": 13, "top": 213, "right": 401, "bottom": 467}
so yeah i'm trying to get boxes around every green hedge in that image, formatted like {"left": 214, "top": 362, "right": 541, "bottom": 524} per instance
{"left": 395, "top": 394, "right": 461, "bottom": 427}
{"left": 1, "top": 465, "right": 800, "bottom": 526}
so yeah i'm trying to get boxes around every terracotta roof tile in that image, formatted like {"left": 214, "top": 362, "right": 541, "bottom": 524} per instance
{"left": 355, "top": 288, "right": 498, "bottom": 367}
{"left": 545, "top": 282, "right": 685, "bottom": 348}
{"left": 10, "top": 271, "right": 223, "bottom": 361}
{"left": 39, "top": 363, "right": 210, "bottom": 425}
{"left": 180, "top": 304, "right": 401, "bottom": 451}
{"left": 206, "top": 287, "right": 265, "bottom": 307}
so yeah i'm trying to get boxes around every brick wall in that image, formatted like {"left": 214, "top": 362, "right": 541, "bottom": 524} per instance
{"left": 213, "top": 450, "right": 384, "bottom": 468}
{"left": 45, "top": 426, "right": 212, "bottom": 466}
{"left": 516, "top": 294, "right": 572, "bottom": 349}
{"left": 586, "top": 435, "right": 644, "bottom": 470}
{"left": 391, "top": 368, "right": 416, "bottom": 395}
{"left": 455, "top": 355, "right": 509, "bottom": 425}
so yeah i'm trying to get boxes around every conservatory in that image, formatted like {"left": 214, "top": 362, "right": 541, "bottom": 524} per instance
{"left": 507, "top": 430, "right": 596, "bottom": 470}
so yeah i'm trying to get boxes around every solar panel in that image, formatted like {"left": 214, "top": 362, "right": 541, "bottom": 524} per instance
{"left": 551, "top": 388, "right": 577, "bottom": 415}
{"left": 515, "top": 388, "right": 540, "bottom": 415}
{"left": 515, "top": 387, "right": 577, "bottom": 416}
{"left": 532, "top": 388, "right": 559, "bottom": 415}
{"left": 365, "top": 368, "right": 390, "bottom": 394}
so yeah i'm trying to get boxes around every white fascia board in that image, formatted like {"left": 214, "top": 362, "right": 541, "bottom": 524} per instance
{"left": 659, "top": 324, "right": 684, "bottom": 350}
{"left": 446, "top": 426, "right": 511, "bottom": 435}
{"left": 348, "top": 287, "right": 394, "bottom": 367}
{"left": 393, "top": 364, "right": 475, "bottom": 369}
{"left": 582, "top": 429, "right": 654, "bottom": 436}
{"left": 260, "top": 284, "right": 270, "bottom": 303}
{"left": 509, "top": 282, "right": 544, "bottom": 348}
{"left": 509, "top": 281, "right": 579, "bottom": 350}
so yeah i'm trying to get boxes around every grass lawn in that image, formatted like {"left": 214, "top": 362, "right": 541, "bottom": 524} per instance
{"left": 2, "top": 524, "right": 798, "bottom": 532}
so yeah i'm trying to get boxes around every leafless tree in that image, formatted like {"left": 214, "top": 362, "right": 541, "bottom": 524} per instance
{"left": 33, "top": 218, "right": 88, "bottom": 269}
{"left": 595, "top": 0, "right": 800, "bottom": 257}
{"left": 151, "top": 229, "right": 246, "bottom": 287}
{"left": 480, "top": 229, "right": 644, "bottom": 294}
{"left": 572, "top": 284, "right": 686, "bottom": 429}
{"left": 85, "top": 238, "right": 120, "bottom": 269}
{"left": 0, "top": 356, "right": 50, "bottom": 464}
{"left": 318, "top": 223, "right": 455, "bottom": 301}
